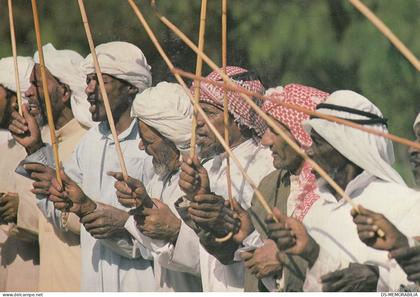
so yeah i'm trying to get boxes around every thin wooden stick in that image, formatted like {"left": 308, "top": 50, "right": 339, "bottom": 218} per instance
{"left": 214, "top": 0, "right": 233, "bottom": 243}
{"left": 77, "top": 0, "right": 128, "bottom": 181}
{"left": 31, "top": 0, "right": 62, "bottom": 186}
{"left": 128, "top": 0, "right": 277, "bottom": 222}
{"left": 8, "top": 0, "right": 22, "bottom": 115}
{"left": 348, "top": 0, "right": 420, "bottom": 71}
{"left": 222, "top": 0, "right": 232, "bottom": 204}
{"left": 173, "top": 68, "right": 420, "bottom": 152}
{"left": 190, "top": 0, "right": 207, "bottom": 157}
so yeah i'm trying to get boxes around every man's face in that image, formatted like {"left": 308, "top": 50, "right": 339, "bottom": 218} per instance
{"left": 138, "top": 121, "right": 180, "bottom": 177}
{"left": 307, "top": 130, "right": 350, "bottom": 179}
{"left": 0, "top": 85, "right": 17, "bottom": 129}
{"left": 85, "top": 73, "right": 135, "bottom": 122}
{"left": 261, "top": 118, "right": 302, "bottom": 173}
{"left": 409, "top": 123, "right": 420, "bottom": 186}
{"left": 25, "top": 64, "right": 68, "bottom": 125}
{"left": 196, "top": 102, "right": 236, "bottom": 159}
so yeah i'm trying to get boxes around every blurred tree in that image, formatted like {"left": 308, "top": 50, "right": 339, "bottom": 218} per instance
{"left": 0, "top": 0, "right": 419, "bottom": 184}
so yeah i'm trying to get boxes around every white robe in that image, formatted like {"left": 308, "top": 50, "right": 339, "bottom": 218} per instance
{"left": 125, "top": 171, "right": 203, "bottom": 291}
{"left": 172, "top": 139, "right": 275, "bottom": 291}
{"left": 302, "top": 172, "right": 420, "bottom": 292}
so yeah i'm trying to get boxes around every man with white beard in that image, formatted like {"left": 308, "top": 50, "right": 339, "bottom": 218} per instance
{"left": 177, "top": 66, "right": 275, "bottom": 291}
{"left": 110, "top": 82, "right": 202, "bottom": 291}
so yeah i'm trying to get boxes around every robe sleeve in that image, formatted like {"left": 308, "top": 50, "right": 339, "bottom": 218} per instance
{"left": 14, "top": 144, "right": 60, "bottom": 227}
{"left": 98, "top": 231, "right": 142, "bottom": 259}
{"left": 233, "top": 230, "right": 264, "bottom": 261}
{"left": 387, "top": 203, "right": 420, "bottom": 291}
{"left": 124, "top": 215, "right": 200, "bottom": 275}
{"left": 169, "top": 221, "right": 201, "bottom": 275}
{"left": 303, "top": 245, "right": 390, "bottom": 292}
{"left": 15, "top": 143, "right": 83, "bottom": 234}
{"left": 8, "top": 175, "right": 39, "bottom": 242}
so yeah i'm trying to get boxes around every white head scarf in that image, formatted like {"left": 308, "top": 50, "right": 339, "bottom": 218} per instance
{"left": 304, "top": 90, "right": 405, "bottom": 185}
{"left": 131, "top": 82, "right": 193, "bottom": 152}
{"left": 0, "top": 56, "right": 34, "bottom": 97}
{"left": 414, "top": 112, "right": 420, "bottom": 131}
{"left": 34, "top": 43, "right": 94, "bottom": 128}
{"left": 81, "top": 41, "right": 152, "bottom": 93}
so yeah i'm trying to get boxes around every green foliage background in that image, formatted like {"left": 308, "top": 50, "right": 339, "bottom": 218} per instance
{"left": 0, "top": 0, "right": 419, "bottom": 185}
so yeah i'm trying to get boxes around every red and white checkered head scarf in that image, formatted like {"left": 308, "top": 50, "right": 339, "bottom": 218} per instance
{"left": 263, "top": 84, "right": 329, "bottom": 221}
{"left": 263, "top": 83, "right": 329, "bottom": 148}
{"left": 192, "top": 66, "right": 266, "bottom": 136}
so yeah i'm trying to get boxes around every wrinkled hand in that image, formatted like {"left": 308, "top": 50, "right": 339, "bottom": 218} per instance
{"left": 81, "top": 202, "right": 129, "bottom": 239}
{"left": 188, "top": 193, "right": 239, "bottom": 237}
{"left": 179, "top": 155, "right": 210, "bottom": 200}
{"left": 389, "top": 244, "right": 420, "bottom": 283}
{"left": 136, "top": 199, "right": 181, "bottom": 243}
{"left": 229, "top": 198, "right": 253, "bottom": 243}
{"left": 48, "top": 169, "right": 96, "bottom": 217}
{"left": 8, "top": 104, "right": 43, "bottom": 154}
{"left": 321, "top": 263, "right": 379, "bottom": 292}
{"left": 266, "top": 208, "right": 319, "bottom": 266}
{"left": 0, "top": 192, "right": 19, "bottom": 223}
{"left": 24, "top": 163, "right": 55, "bottom": 195}
{"left": 240, "top": 239, "right": 283, "bottom": 279}
{"left": 108, "top": 171, "right": 153, "bottom": 209}
{"left": 351, "top": 205, "right": 408, "bottom": 251}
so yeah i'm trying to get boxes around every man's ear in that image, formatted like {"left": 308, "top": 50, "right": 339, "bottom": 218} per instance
{"left": 127, "top": 84, "right": 139, "bottom": 97}
{"left": 60, "top": 83, "right": 72, "bottom": 105}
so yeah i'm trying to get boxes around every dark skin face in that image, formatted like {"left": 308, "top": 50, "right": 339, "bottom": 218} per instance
{"left": 307, "top": 129, "right": 362, "bottom": 200}
{"left": 138, "top": 121, "right": 180, "bottom": 176}
{"left": 25, "top": 64, "right": 73, "bottom": 129}
{"left": 261, "top": 117, "right": 303, "bottom": 174}
{"left": 85, "top": 73, "right": 137, "bottom": 123}
{"left": 408, "top": 123, "right": 420, "bottom": 187}
{"left": 196, "top": 102, "right": 249, "bottom": 159}
{"left": 0, "top": 85, "right": 18, "bottom": 129}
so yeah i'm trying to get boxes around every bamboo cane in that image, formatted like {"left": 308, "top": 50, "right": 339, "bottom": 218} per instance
{"left": 7, "top": 0, "right": 22, "bottom": 115}
{"left": 128, "top": 0, "right": 277, "bottom": 223}
{"left": 222, "top": 0, "right": 232, "bottom": 204}
{"left": 215, "top": 0, "right": 234, "bottom": 243}
{"left": 190, "top": 0, "right": 207, "bottom": 157}
{"left": 31, "top": 0, "right": 62, "bottom": 186}
{"left": 77, "top": 0, "right": 129, "bottom": 181}
{"left": 348, "top": 0, "right": 420, "bottom": 71}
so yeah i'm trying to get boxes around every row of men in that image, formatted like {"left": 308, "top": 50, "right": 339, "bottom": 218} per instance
{"left": 0, "top": 41, "right": 419, "bottom": 292}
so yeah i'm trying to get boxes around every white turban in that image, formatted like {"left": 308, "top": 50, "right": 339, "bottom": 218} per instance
{"left": 414, "top": 112, "right": 420, "bottom": 131}
{"left": 131, "top": 82, "right": 193, "bottom": 152}
{"left": 81, "top": 41, "right": 152, "bottom": 93}
{"left": 304, "top": 90, "right": 405, "bottom": 185}
{"left": 0, "top": 56, "right": 34, "bottom": 97}
{"left": 34, "top": 43, "right": 93, "bottom": 128}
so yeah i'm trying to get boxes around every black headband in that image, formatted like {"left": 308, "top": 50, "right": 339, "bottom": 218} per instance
{"left": 315, "top": 103, "right": 388, "bottom": 127}
{"left": 215, "top": 70, "right": 261, "bottom": 83}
